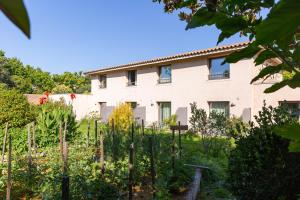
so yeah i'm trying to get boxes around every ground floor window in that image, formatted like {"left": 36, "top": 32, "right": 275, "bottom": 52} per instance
{"left": 280, "top": 101, "right": 300, "bottom": 120}
{"left": 209, "top": 101, "right": 230, "bottom": 117}
{"left": 158, "top": 102, "right": 171, "bottom": 123}
{"left": 126, "top": 102, "right": 137, "bottom": 109}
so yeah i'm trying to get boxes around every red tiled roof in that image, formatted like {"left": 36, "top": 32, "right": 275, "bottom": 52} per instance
{"left": 85, "top": 42, "right": 249, "bottom": 75}
{"left": 24, "top": 94, "right": 43, "bottom": 105}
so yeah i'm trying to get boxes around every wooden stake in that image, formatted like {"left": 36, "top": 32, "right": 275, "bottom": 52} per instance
{"left": 94, "top": 120, "right": 97, "bottom": 147}
{"left": 128, "top": 143, "right": 134, "bottom": 200}
{"left": 149, "top": 135, "right": 156, "bottom": 198}
{"left": 27, "top": 124, "right": 32, "bottom": 170}
{"left": 59, "top": 123, "right": 64, "bottom": 161}
{"left": 131, "top": 123, "right": 134, "bottom": 143}
{"left": 6, "top": 135, "right": 12, "bottom": 200}
{"left": 1, "top": 122, "right": 8, "bottom": 164}
{"left": 87, "top": 120, "right": 90, "bottom": 147}
{"left": 112, "top": 119, "right": 116, "bottom": 162}
{"left": 61, "top": 137, "right": 69, "bottom": 199}
{"left": 64, "top": 120, "right": 67, "bottom": 142}
{"left": 142, "top": 119, "right": 144, "bottom": 136}
{"left": 100, "top": 130, "right": 105, "bottom": 174}
{"left": 32, "top": 122, "right": 37, "bottom": 158}
{"left": 172, "top": 128, "right": 175, "bottom": 172}
{"left": 63, "top": 142, "right": 68, "bottom": 175}
{"left": 178, "top": 121, "right": 182, "bottom": 159}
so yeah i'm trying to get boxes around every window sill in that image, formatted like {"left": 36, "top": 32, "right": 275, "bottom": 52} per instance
{"left": 207, "top": 78, "right": 231, "bottom": 82}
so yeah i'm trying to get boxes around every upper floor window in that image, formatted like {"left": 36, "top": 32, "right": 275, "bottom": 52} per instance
{"left": 158, "top": 66, "right": 171, "bottom": 84}
{"left": 209, "top": 101, "right": 230, "bottom": 117}
{"left": 99, "top": 74, "right": 107, "bottom": 88}
{"left": 127, "top": 70, "right": 137, "bottom": 86}
{"left": 209, "top": 57, "right": 230, "bottom": 80}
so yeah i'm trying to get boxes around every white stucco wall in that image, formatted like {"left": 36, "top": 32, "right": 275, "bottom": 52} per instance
{"left": 49, "top": 94, "right": 97, "bottom": 120}
{"left": 90, "top": 56, "right": 283, "bottom": 125}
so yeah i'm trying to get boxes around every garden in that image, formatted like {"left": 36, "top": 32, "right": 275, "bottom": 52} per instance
{"left": 0, "top": 85, "right": 300, "bottom": 200}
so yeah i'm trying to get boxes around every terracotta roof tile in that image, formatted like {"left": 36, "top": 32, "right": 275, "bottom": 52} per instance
{"left": 85, "top": 41, "right": 249, "bottom": 75}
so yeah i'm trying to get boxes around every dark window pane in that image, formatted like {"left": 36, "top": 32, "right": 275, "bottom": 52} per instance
{"left": 127, "top": 70, "right": 136, "bottom": 86}
{"left": 99, "top": 75, "right": 107, "bottom": 88}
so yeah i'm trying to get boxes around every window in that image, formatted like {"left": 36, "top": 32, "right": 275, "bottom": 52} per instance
{"left": 209, "top": 57, "right": 230, "bottom": 80}
{"left": 126, "top": 102, "right": 137, "bottom": 109}
{"left": 99, "top": 75, "right": 107, "bottom": 88}
{"left": 158, "top": 102, "right": 171, "bottom": 123}
{"left": 158, "top": 66, "right": 171, "bottom": 84}
{"left": 209, "top": 101, "right": 230, "bottom": 117}
{"left": 127, "top": 70, "right": 137, "bottom": 86}
{"left": 280, "top": 101, "right": 300, "bottom": 120}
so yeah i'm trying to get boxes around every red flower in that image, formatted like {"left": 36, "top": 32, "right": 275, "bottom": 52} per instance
{"left": 70, "top": 93, "right": 76, "bottom": 101}
{"left": 44, "top": 91, "right": 49, "bottom": 97}
{"left": 39, "top": 97, "right": 47, "bottom": 105}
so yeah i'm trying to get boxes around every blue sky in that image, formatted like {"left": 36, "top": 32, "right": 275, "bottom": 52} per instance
{"left": 0, "top": 1, "right": 246, "bottom": 74}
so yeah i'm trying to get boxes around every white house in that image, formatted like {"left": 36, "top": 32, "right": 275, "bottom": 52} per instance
{"left": 77, "top": 42, "right": 300, "bottom": 125}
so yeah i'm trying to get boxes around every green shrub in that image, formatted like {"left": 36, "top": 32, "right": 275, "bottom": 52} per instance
{"left": 36, "top": 99, "right": 78, "bottom": 147}
{"left": 108, "top": 103, "right": 133, "bottom": 132}
{"left": 0, "top": 85, "right": 36, "bottom": 128}
{"left": 163, "top": 114, "right": 177, "bottom": 127}
{"left": 228, "top": 103, "right": 300, "bottom": 200}
{"left": 226, "top": 116, "right": 249, "bottom": 140}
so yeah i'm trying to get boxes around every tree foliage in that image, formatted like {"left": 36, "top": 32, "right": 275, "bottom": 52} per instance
{"left": 228, "top": 103, "right": 300, "bottom": 199}
{"left": 154, "top": 0, "right": 300, "bottom": 92}
{"left": 154, "top": 0, "right": 300, "bottom": 150}
{"left": 0, "top": 50, "right": 90, "bottom": 94}
{"left": 36, "top": 98, "right": 78, "bottom": 147}
{"left": 0, "top": 84, "right": 36, "bottom": 128}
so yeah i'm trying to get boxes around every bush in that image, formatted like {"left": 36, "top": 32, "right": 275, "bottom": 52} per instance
{"left": 226, "top": 116, "right": 249, "bottom": 140}
{"left": 0, "top": 85, "right": 36, "bottom": 128}
{"left": 108, "top": 103, "right": 133, "bottom": 132}
{"left": 163, "top": 114, "right": 177, "bottom": 127}
{"left": 228, "top": 103, "right": 300, "bottom": 200}
{"left": 51, "top": 84, "right": 73, "bottom": 94}
{"left": 36, "top": 99, "right": 78, "bottom": 147}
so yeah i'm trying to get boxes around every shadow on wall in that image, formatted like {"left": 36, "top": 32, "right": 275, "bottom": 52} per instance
{"left": 241, "top": 108, "right": 251, "bottom": 122}
{"left": 176, "top": 107, "right": 188, "bottom": 125}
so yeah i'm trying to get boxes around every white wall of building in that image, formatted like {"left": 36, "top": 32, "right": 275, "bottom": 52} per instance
{"left": 90, "top": 56, "right": 292, "bottom": 125}
{"left": 49, "top": 94, "right": 98, "bottom": 120}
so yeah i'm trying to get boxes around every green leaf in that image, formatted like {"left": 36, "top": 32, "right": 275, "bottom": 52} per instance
{"left": 293, "top": 44, "right": 300, "bottom": 62}
{"left": 251, "top": 64, "right": 284, "bottom": 83}
{"left": 216, "top": 16, "right": 248, "bottom": 44}
{"left": 224, "top": 44, "right": 261, "bottom": 64}
{"left": 274, "top": 123, "right": 300, "bottom": 140}
{"left": 0, "top": 0, "right": 30, "bottom": 38}
{"left": 186, "top": 8, "right": 224, "bottom": 29}
{"left": 287, "top": 73, "right": 300, "bottom": 88}
{"left": 288, "top": 141, "right": 300, "bottom": 152}
{"left": 274, "top": 124, "right": 300, "bottom": 152}
{"left": 264, "top": 80, "right": 289, "bottom": 93}
{"left": 256, "top": 0, "right": 300, "bottom": 45}
{"left": 254, "top": 49, "right": 277, "bottom": 66}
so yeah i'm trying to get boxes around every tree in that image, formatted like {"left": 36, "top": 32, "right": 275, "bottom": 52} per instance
{"left": 154, "top": 0, "right": 300, "bottom": 151}
{"left": 228, "top": 104, "right": 300, "bottom": 199}
{"left": 0, "top": 85, "right": 36, "bottom": 127}
{"left": 154, "top": 0, "right": 299, "bottom": 92}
